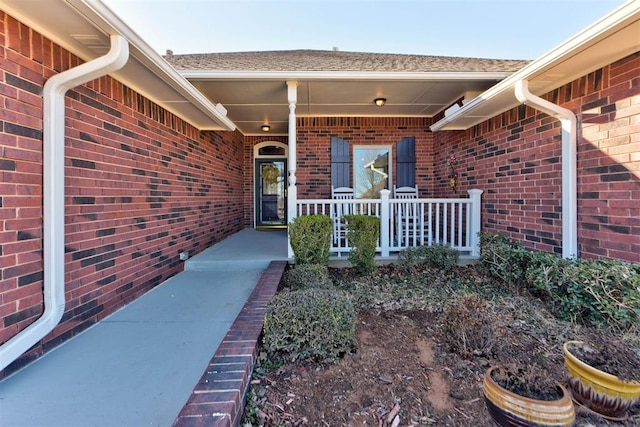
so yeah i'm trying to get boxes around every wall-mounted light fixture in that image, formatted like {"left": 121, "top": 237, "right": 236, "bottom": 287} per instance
{"left": 374, "top": 97, "right": 387, "bottom": 107}
{"left": 261, "top": 124, "right": 270, "bottom": 132}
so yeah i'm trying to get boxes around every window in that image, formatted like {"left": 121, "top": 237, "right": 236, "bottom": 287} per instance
{"left": 254, "top": 141, "right": 288, "bottom": 158}
{"left": 353, "top": 146, "right": 392, "bottom": 198}
{"left": 258, "top": 145, "right": 285, "bottom": 156}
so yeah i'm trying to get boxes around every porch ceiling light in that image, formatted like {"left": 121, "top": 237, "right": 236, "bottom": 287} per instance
{"left": 261, "top": 124, "right": 270, "bottom": 132}
{"left": 374, "top": 97, "right": 386, "bottom": 107}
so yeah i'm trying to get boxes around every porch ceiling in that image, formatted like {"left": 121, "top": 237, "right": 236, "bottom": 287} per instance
{"left": 184, "top": 73, "right": 508, "bottom": 136}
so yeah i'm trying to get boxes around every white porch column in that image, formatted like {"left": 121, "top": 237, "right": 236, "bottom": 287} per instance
{"left": 286, "top": 81, "right": 298, "bottom": 258}
{"left": 468, "top": 189, "right": 483, "bottom": 257}
{"left": 379, "top": 189, "right": 391, "bottom": 257}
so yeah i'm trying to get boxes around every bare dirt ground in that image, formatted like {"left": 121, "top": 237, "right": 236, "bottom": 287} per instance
{"left": 242, "top": 264, "right": 640, "bottom": 426}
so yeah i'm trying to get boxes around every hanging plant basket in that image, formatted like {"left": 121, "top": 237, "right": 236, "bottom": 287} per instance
{"left": 483, "top": 366, "right": 575, "bottom": 427}
{"left": 563, "top": 340, "right": 640, "bottom": 420}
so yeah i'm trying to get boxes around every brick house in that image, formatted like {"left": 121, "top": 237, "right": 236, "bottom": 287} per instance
{"left": 0, "top": 0, "right": 638, "bottom": 375}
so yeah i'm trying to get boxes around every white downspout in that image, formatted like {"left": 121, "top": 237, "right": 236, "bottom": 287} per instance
{"left": 0, "top": 35, "right": 129, "bottom": 373}
{"left": 514, "top": 79, "right": 577, "bottom": 259}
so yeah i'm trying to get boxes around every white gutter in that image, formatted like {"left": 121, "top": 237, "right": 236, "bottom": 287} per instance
{"left": 75, "top": 0, "right": 236, "bottom": 131}
{"left": 0, "top": 34, "right": 129, "bottom": 373}
{"left": 430, "top": 0, "right": 640, "bottom": 132}
{"left": 514, "top": 79, "right": 577, "bottom": 259}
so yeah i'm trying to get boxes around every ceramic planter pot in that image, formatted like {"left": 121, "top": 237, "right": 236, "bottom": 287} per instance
{"left": 483, "top": 366, "right": 575, "bottom": 427}
{"left": 563, "top": 340, "right": 640, "bottom": 419}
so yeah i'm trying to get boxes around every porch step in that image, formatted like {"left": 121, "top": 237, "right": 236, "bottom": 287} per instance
{"left": 184, "top": 258, "right": 272, "bottom": 271}
{"left": 183, "top": 228, "right": 289, "bottom": 272}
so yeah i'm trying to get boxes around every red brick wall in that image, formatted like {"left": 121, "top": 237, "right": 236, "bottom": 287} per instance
{"left": 243, "top": 121, "right": 434, "bottom": 226}
{"left": 433, "top": 52, "right": 640, "bottom": 262}
{"left": 0, "top": 13, "right": 245, "bottom": 375}
{"left": 577, "top": 53, "right": 640, "bottom": 261}
{"left": 295, "top": 117, "right": 435, "bottom": 198}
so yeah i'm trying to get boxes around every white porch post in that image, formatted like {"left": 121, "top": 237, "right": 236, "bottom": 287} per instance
{"left": 379, "top": 189, "right": 391, "bottom": 257}
{"left": 468, "top": 189, "right": 483, "bottom": 257}
{"left": 286, "top": 81, "right": 298, "bottom": 259}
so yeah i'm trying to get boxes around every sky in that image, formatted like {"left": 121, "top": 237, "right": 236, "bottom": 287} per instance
{"left": 102, "top": 0, "right": 629, "bottom": 60}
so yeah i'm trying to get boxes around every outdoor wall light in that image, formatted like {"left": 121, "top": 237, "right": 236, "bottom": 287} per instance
{"left": 374, "top": 97, "right": 387, "bottom": 107}
{"left": 261, "top": 124, "right": 271, "bottom": 132}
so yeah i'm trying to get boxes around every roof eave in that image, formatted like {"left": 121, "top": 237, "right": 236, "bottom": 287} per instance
{"left": 1, "top": 0, "right": 236, "bottom": 131}
{"left": 431, "top": 0, "right": 640, "bottom": 132}
{"left": 179, "top": 70, "right": 515, "bottom": 81}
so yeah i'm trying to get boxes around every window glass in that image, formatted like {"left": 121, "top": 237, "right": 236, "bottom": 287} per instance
{"left": 258, "top": 145, "right": 286, "bottom": 156}
{"left": 354, "top": 146, "right": 391, "bottom": 198}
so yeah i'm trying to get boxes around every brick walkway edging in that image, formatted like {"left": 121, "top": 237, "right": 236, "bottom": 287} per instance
{"left": 172, "top": 261, "right": 287, "bottom": 427}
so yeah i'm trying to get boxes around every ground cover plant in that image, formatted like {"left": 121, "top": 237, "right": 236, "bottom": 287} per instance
{"left": 242, "top": 241, "right": 640, "bottom": 426}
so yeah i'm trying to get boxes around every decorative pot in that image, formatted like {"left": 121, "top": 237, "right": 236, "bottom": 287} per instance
{"left": 563, "top": 340, "right": 640, "bottom": 419}
{"left": 483, "top": 366, "right": 575, "bottom": 427}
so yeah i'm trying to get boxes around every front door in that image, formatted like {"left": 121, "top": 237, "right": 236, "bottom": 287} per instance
{"left": 255, "top": 159, "right": 287, "bottom": 228}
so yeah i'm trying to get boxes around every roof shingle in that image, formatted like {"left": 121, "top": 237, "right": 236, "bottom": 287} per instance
{"left": 164, "top": 49, "right": 530, "bottom": 73}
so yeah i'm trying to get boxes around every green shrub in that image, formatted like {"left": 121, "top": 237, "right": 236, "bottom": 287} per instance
{"left": 288, "top": 214, "right": 332, "bottom": 265}
{"left": 399, "top": 244, "right": 459, "bottom": 271}
{"left": 479, "top": 232, "right": 530, "bottom": 291}
{"left": 523, "top": 251, "right": 566, "bottom": 298}
{"left": 263, "top": 288, "right": 357, "bottom": 364}
{"left": 479, "top": 231, "right": 640, "bottom": 331}
{"left": 283, "top": 263, "right": 334, "bottom": 290}
{"left": 527, "top": 256, "right": 640, "bottom": 331}
{"left": 344, "top": 214, "right": 379, "bottom": 275}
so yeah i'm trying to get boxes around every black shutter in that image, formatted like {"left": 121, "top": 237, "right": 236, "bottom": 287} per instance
{"left": 396, "top": 136, "right": 415, "bottom": 187}
{"left": 331, "top": 137, "right": 350, "bottom": 188}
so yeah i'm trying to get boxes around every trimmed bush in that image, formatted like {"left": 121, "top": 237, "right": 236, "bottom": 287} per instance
{"left": 263, "top": 288, "right": 357, "bottom": 364}
{"left": 398, "top": 244, "right": 459, "bottom": 271}
{"left": 442, "top": 294, "right": 496, "bottom": 358}
{"left": 344, "top": 214, "right": 379, "bottom": 274}
{"left": 288, "top": 214, "right": 332, "bottom": 265}
{"left": 283, "top": 263, "right": 334, "bottom": 290}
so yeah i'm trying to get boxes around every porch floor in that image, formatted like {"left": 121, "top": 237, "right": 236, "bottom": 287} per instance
{"left": 0, "top": 229, "right": 289, "bottom": 427}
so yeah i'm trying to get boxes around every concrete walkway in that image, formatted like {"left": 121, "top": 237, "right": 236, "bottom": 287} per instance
{"left": 0, "top": 229, "right": 288, "bottom": 427}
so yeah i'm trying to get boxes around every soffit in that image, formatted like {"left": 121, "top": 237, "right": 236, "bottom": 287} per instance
{"left": 1, "top": 0, "right": 235, "bottom": 131}
{"left": 431, "top": 1, "right": 640, "bottom": 131}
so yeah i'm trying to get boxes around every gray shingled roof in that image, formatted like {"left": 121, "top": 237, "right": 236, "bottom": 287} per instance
{"left": 164, "top": 49, "right": 530, "bottom": 73}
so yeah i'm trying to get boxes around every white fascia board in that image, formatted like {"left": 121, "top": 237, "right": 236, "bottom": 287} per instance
{"left": 68, "top": 0, "right": 236, "bottom": 131}
{"left": 179, "top": 70, "right": 513, "bottom": 81}
{"left": 431, "top": 0, "right": 640, "bottom": 132}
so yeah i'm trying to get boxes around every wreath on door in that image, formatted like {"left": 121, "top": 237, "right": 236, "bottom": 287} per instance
{"left": 262, "top": 164, "right": 280, "bottom": 185}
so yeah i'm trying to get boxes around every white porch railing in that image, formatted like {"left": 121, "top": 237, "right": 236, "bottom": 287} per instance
{"left": 293, "top": 189, "right": 483, "bottom": 258}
